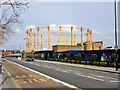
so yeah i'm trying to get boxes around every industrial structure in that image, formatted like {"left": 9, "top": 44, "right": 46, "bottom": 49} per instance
{"left": 53, "top": 41, "right": 103, "bottom": 52}
{"left": 25, "top": 26, "right": 93, "bottom": 53}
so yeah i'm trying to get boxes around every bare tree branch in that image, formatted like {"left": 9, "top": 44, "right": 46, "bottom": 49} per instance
{"left": 0, "top": 0, "right": 30, "bottom": 41}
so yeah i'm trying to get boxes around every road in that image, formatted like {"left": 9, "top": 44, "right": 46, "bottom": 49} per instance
{"left": 5, "top": 57, "right": 119, "bottom": 89}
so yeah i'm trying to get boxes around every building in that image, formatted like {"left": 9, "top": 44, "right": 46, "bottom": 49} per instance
{"left": 5, "top": 50, "right": 12, "bottom": 56}
{"left": 53, "top": 41, "right": 103, "bottom": 52}
{"left": 92, "top": 41, "right": 103, "bottom": 50}
{"left": 35, "top": 50, "right": 53, "bottom": 60}
{"left": 4, "top": 50, "right": 19, "bottom": 56}
{"left": 52, "top": 45, "right": 82, "bottom": 52}
{"left": 77, "top": 41, "right": 103, "bottom": 50}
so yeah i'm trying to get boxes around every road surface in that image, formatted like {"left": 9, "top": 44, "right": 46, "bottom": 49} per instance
{"left": 5, "top": 57, "right": 119, "bottom": 89}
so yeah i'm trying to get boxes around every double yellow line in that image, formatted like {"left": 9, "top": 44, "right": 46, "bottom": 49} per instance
{"left": 3, "top": 65, "right": 22, "bottom": 89}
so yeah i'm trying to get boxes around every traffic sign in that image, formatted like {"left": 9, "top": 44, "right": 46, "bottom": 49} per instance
{"left": 115, "top": 46, "right": 118, "bottom": 50}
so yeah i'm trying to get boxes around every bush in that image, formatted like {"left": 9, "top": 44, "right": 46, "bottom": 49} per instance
{"left": 92, "top": 54, "right": 98, "bottom": 61}
{"left": 77, "top": 54, "right": 82, "bottom": 59}
{"left": 111, "top": 53, "right": 119, "bottom": 60}
{"left": 66, "top": 53, "right": 71, "bottom": 58}
{"left": 53, "top": 54, "right": 58, "bottom": 58}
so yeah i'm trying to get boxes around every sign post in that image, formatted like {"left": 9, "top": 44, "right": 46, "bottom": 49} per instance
{"left": 115, "top": 46, "right": 118, "bottom": 71}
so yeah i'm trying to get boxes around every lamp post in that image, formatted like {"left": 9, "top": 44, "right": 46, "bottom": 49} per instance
{"left": 114, "top": 0, "right": 118, "bottom": 71}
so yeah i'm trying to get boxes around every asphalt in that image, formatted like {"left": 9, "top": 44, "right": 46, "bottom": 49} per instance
{"left": 5, "top": 57, "right": 120, "bottom": 89}
{"left": 1, "top": 58, "right": 75, "bottom": 89}
{"left": 34, "top": 59, "right": 120, "bottom": 74}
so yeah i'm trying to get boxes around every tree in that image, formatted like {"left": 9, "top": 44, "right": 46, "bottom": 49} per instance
{"left": 0, "top": 0, "right": 29, "bottom": 40}
{"left": 111, "top": 53, "right": 119, "bottom": 60}
{"left": 11, "top": 50, "right": 15, "bottom": 54}
{"left": 66, "top": 53, "right": 71, "bottom": 59}
{"left": 16, "top": 50, "right": 20, "bottom": 53}
{"left": 22, "top": 50, "right": 25, "bottom": 52}
{"left": 92, "top": 54, "right": 98, "bottom": 61}
{"left": 53, "top": 53, "right": 57, "bottom": 58}
{"left": 77, "top": 54, "right": 82, "bottom": 58}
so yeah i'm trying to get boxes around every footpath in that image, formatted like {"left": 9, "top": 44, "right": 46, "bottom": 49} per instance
{"left": 0, "top": 58, "right": 75, "bottom": 89}
{"left": 0, "top": 60, "right": 17, "bottom": 89}
{"left": 35, "top": 59, "right": 120, "bottom": 74}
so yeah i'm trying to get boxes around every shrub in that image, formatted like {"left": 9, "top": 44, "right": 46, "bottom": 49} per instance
{"left": 53, "top": 53, "right": 58, "bottom": 58}
{"left": 77, "top": 54, "right": 82, "bottom": 58}
{"left": 111, "top": 53, "right": 119, "bottom": 60}
{"left": 66, "top": 53, "right": 71, "bottom": 58}
{"left": 92, "top": 54, "right": 98, "bottom": 61}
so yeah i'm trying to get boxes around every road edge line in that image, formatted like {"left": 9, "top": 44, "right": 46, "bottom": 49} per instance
{"left": 5, "top": 59, "right": 78, "bottom": 89}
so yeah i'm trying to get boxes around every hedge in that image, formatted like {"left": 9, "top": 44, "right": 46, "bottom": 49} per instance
{"left": 47, "top": 58, "right": 120, "bottom": 68}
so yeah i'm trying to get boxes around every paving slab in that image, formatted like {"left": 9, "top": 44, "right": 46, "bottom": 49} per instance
{"left": 0, "top": 65, "right": 17, "bottom": 89}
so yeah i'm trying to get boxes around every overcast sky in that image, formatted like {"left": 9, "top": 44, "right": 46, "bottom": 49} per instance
{"left": 2, "top": 1, "right": 119, "bottom": 51}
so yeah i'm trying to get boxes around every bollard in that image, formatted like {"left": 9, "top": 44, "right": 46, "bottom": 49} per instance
{"left": 0, "top": 61, "right": 2, "bottom": 74}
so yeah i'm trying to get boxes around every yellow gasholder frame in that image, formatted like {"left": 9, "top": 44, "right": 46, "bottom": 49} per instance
{"left": 25, "top": 26, "right": 92, "bottom": 53}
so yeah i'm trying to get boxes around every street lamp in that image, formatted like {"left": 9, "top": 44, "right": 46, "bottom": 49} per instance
{"left": 114, "top": 0, "right": 118, "bottom": 71}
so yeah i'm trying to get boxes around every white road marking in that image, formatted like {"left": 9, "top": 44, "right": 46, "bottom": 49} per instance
{"left": 73, "top": 73, "right": 86, "bottom": 77}
{"left": 21, "top": 60, "right": 104, "bottom": 82}
{"left": 5, "top": 59, "right": 78, "bottom": 89}
{"left": 55, "top": 67, "right": 61, "bottom": 70}
{"left": 110, "top": 80, "right": 120, "bottom": 83}
{"left": 55, "top": 69, "right": 61, "bottom": 71}
{"left": 90, "top": 73, "right": 117, "bottom": 80}
{"left": 46, "top": 67, "right": 51, "bottom": 69}
{"left": 73, "top": 73, "right": 104, "bottom": 81}
{"left": 65, "top": 69, "right": 73, "bottom": 72}
{"left": 86, "top": 76, "right": 104, "bottom": 81}
{"left": 60, "top": 70, "right": 69, "bottom": 73}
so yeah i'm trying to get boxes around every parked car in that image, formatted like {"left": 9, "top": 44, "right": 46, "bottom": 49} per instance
{"left": 26, "top": 55, "right": 34, "bottom": 61}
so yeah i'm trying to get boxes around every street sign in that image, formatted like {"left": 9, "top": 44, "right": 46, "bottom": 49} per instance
{"left": 115, "top": 46, "right": 118, "bottom": 50}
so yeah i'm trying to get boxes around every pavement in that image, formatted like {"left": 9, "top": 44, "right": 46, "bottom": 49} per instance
{"left": 0, "top": 63, "right": 17, "bottom": 90}
{"left": 0, "top": 58, "right": 76, "bottom": 89}
{"left": 34, "top": 59, "right": 120, "bottom": 74}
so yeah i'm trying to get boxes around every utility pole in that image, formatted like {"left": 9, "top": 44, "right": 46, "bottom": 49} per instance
{"left": 114, "top": 0, "right": 118, "bottom": 71}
